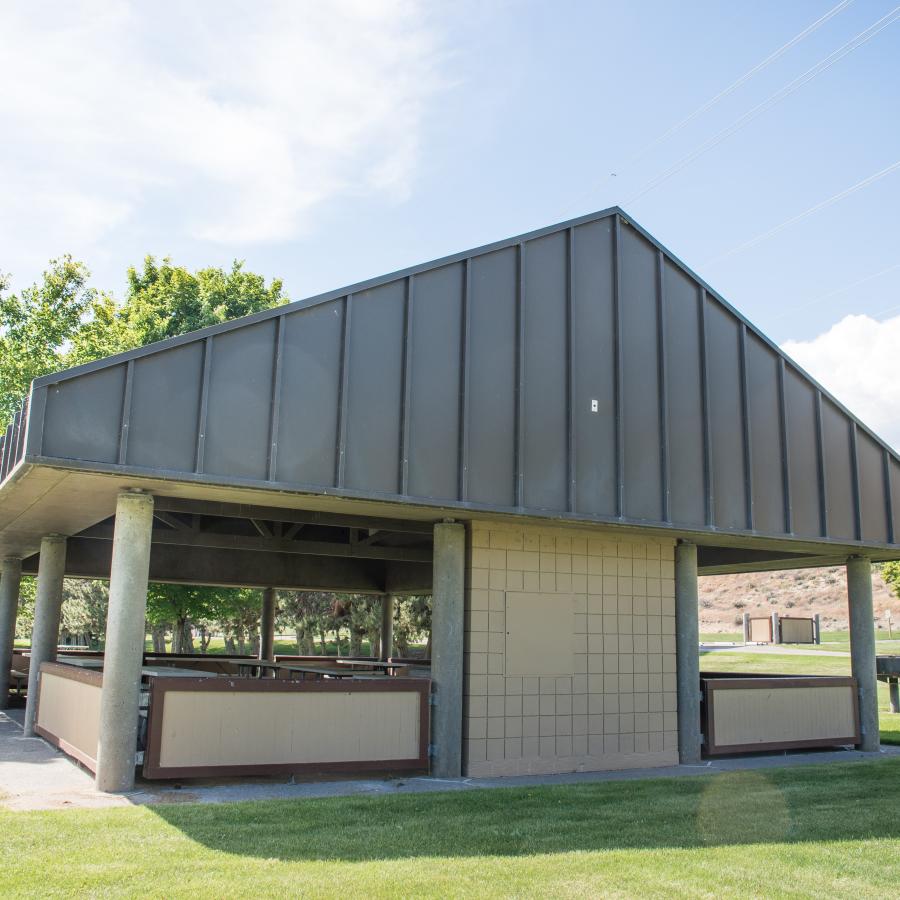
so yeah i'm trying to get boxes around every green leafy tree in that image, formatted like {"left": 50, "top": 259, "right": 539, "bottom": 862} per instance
{"left": 394, "top": 595, "right": 432, "bottom": 657}
{"left": 0, "top": 257, "right": 97, "bottom": 426}
{"left": 69, "top": 256, "right": 286, "bottom": 363}
{"left": 281, "top": 591, "right": 335, "bottom": 654}
{"left": 59, "top": 580, "right": 109, "bottom": 649}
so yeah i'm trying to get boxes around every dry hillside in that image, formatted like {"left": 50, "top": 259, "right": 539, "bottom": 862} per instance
{"left": 698, "top": 565, "right": 900, "bottom": 634}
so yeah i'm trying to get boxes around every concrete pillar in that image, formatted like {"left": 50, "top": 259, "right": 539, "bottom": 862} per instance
{"left": 813, "top": 613, "right": 821, "bottom": 645}
{"left": 847, "top": 556, "right": 879, "bottom": 752}
{"left": 889, "top": 679, "right": 899, "bottom": 715}
{"left": 431, "top": 521, "right": 465, "bottom": 778}
{"left": 675, "top": 540, "right": 701, "bottom": 765}
{"left": 96, "top": 491, "right": 154, "bottom": 792}
{"left": 22, "top": 535, "right": 67, "bottom": 736}
{"left": 381, "top": 594, "right": 394, "bottom": 661}
{"left": 259, "top": 587, "right": 276, "bottom": 662}
{"left": 741, "top": 612, "right": 750, "bottom": 644}
{"left": 0, "top": 557, "right": 23, "bottom": 709}
{"left": 770, "top": 611, "right": 780, "bottom": 644}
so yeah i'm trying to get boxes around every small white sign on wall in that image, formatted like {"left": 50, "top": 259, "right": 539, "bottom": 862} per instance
{"left": 504, "top": 592, "right": 575, "bottom": 677}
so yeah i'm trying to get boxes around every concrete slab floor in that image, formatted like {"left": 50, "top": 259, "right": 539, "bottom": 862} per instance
{"left": 2, "top": 705, "right": 899, "bottom": 811}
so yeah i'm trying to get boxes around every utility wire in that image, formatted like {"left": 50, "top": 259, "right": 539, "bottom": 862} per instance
{"left": 628, "top": 0, "right": 855, "bottom": 166}
{"left": 771, "top": 263, "right": 900, "bottom": 321}
{"left": 624, "top": 6, "right": 900, "bottom": 204}
{"left": 703, "top": 159, "right": 900, "bottom": 266}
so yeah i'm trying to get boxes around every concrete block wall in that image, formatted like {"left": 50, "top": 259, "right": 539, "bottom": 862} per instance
{"left": 464, "top": 520, "right": 679, "bottom": 777}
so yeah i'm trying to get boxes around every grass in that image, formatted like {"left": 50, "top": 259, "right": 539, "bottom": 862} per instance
{"left": 700, "top": 650, "right": 900, "bottom": 745}
{"left": 2, "top": 759, "right": 899, "bottom": 898}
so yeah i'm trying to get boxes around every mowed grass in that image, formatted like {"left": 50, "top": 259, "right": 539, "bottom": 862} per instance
{"left": 699, "top": 650, "right": 900, "bottom": 745}
{"left": 2, "top": 758, "right": 899, "bottom": 899}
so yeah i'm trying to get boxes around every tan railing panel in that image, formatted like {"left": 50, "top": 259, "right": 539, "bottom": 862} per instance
{"left": 35, "top": 665, "right": 102, "bottom": 771}
{"left": 156, "top": 688, "right": 421, "bottom": 769}
{"left": 711, "top": 683, "right": 856, "bottom": 750}
{"left": 748, "top": 618, "right": 772, "bottom": 643}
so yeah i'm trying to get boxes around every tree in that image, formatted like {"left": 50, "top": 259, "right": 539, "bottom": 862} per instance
{"left": 281, "top": 591, "right": 334, "bottom": 654}
{"left": 68, "top": 256, "right": 286, "bottom": 363}
{"left": 0, "top": 257, "right": 97, "bottom": 426}
{"left": 59, "top": 580, "right": 109, "bottom": 649}
{"left": 394, "top": 595, "right": 432, "bottom": 657}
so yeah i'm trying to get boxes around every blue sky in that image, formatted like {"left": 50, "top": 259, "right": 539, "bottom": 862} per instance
{"left": 2, "top": 1, "right": 899, "bottom": 440}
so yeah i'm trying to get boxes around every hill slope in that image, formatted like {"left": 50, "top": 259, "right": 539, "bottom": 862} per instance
{"left": 698, "top": 566, "right": 900, "bottom": 634}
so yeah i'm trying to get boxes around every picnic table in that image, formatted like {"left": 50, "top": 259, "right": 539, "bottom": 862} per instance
{"left": 141, "top": 666, "right": 216, "bottom": 679}
{"left": 276, "top": 664, "right": 358, "bottom": 681}
{"left": 56, "top": 656, "right": 104, "bottom": 669}
{"left": 237, "top": 660, "right": 282, "bottom": 678}
{"left": 335, "top": 659, "right": 410, "bottom": 676}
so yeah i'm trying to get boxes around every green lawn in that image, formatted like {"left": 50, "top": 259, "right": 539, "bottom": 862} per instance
{"left": 700, "top": 650, "right": 900, "bottom": 745}
{"left": 2, "top": 758, "right": 899, "bottom": 898}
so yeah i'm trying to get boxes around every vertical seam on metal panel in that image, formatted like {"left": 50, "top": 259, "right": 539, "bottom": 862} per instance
{"left": 267, "top": 315, "right": 285, "bottom": 482}
{"left": 33, "top": 387, "right": 46, "bottom": 456}
{"left": 336, "top": 294, "right": 353, "bottom": 489}
{"left": 195, "top": 337, "right": 212, "bottom": 474}
{"left": 15, "top": 396, "right": 28, "bottom": 463}
{"left": 778, "top": 358, "right": 793, "bottom": 534}
{"left": 118, "top": 359, "right": 134, "bottom": 466}
{"left": 399, "top": 275, "right": 414, "bottom": 496}
{"left": 814, "top": 390, "right": 828, "bottom": 538}
{"left": 458, "top": 259, "right": 471, "bottom": 502}
{"left": 657, "top": 250, "right": 670, "bottom": 523}
{"left": 567, "top": 227, "right": 577, "bottom": 513}
{"left": 883, "top": 448, "right": 894, "bottom": 544}
{"left": 698, "top": 288, "right": 714, "bottom": 528}
{"left": 1, "top": 423, "right": 11, "bottom": 481}
{"left": 515, "top": 242, "right": 525, "bottom": 508}
{"left": 850, "top": 420, "right": 862, "bottom": 541}
{"left": 739, "top": 324, "right": 753, "bottom": 531}
{"left": 10, "top": 411, "right": 21, "bottom": 475}
{"left": 613, "top": 216, "right": 625, "bottom": 519}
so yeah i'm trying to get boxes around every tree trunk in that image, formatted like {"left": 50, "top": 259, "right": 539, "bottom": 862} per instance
{"left": 250, "top": 630, "right": 260, "bottom": 657}
{"left": 349, "top": 631, "right": 362, "bottom": 657}
{"left": 181, "top": 620, "right": 194, "bottom": 654}
{"left": 425, "top": 630, "right": 432, "bottom": 660}
{"left": 319, "top": 630, "right": 328, "bottom": 656}
{"left": 151, "top": 624, "right": 167, "bottom": 653}
{"left": 236, "top": 626, "right": 246, "bottom": 656}
{"left": 296, "top": 628, "right": 304, "bottom": 654}
{"left": 370, "top": 632, "right": 381, "bottom": 659}
{"left": 224, "top": 633, "right": 236, "bottom": 654}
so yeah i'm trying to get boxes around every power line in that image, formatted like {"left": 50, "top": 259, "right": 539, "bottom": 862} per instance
{"left": 771, "top": 263, "right": 900, "bottom": 321}
{"left": 628, "top": 0, "right": 855, "bottom": 166}
{"left": 703, "top": 159, "right": 900, "bottom": 266}
{"left": 624, "top": 6, "right": 900, "bottom": 204}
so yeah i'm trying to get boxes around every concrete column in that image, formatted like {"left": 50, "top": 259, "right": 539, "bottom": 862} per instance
{"left": 0, "top": 557, "right": 23, "bottom": 709}
{"left": 813, "top": 613, "right": 821, "bottom": 645}
{"left": 431, "top": 521, "right": 465, "bottom": 778}
{"left": 847, "top": 555, "right": 879, "bottom": 752}
{"left": 381, "top": 594, "right": 394, "bottom": 661}
{"left": 23, "top": 535, "right": 67, "bottom": 736}
{"left": 96, "top": 491, "right": 154, "bottom": 792}
{"left": 741, "top": 612, "right": 750, "bottom": 644}
{"left": 675, "top": 540, "right": 701, "bottom": 765}
{"left": 770, "top": 611, "right": 780, "bottom": 644}
{"left": 259, "top": 587, "right": 276, "bottom": 662}
{"left": 889, "top": 679, "right": 899, "bottom": 715}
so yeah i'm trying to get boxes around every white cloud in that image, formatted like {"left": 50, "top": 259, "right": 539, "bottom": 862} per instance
{"left": 782, "top": 313, "right": 900, "bottom": 451}
{"left": 0, "top": 0, "right": 445, "bottom": 263}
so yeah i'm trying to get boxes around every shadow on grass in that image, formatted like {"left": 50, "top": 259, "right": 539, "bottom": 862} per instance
{"left": 149, "top": 757, "right": 900, "bottom": 863}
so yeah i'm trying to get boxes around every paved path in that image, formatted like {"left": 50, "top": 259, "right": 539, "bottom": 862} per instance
{"left": 2, "top": 706, "right": 898, "bottom": 811}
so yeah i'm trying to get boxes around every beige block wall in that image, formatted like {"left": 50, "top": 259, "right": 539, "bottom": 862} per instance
{"left": 464, "top": 520, "right": 679, "bottom": 777}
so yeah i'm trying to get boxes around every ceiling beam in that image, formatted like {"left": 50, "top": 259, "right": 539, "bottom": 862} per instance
{"left": 152, "top": 496, "right": 434, "bottom": 534}
{"left": 77, "top": 523, "right": 432, "bottom": 563}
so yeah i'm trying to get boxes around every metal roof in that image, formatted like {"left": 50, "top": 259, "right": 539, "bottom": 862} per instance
{"left": 2, "top": 206, "right": 899, "bottom": 551}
